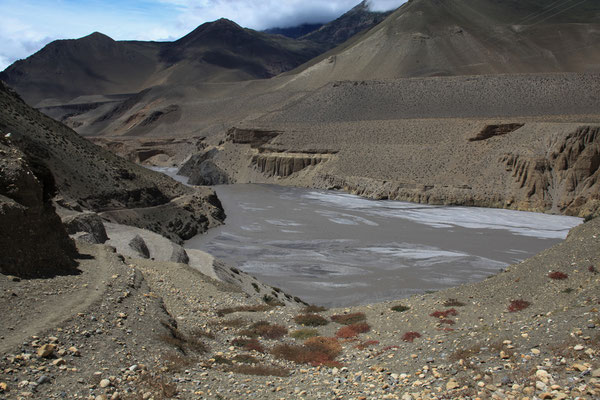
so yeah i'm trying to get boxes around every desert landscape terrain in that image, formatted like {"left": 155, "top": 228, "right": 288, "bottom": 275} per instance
{"left": 1, "top": 0, "right": 600, "bottom": 399}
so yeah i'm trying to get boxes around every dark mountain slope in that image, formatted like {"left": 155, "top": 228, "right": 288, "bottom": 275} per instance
{"left": 0, "top": 20, "right": 327, "bottom": 106}
{"left": 300, "top": 0, "right": 393, "bottom": 46}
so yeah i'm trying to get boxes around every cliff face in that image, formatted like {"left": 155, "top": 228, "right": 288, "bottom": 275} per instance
{"left": 0, "top": 138, "right": 77, "bottom": 277}
{"left": 502, "top": 126, "right": 600, "bottom": 216}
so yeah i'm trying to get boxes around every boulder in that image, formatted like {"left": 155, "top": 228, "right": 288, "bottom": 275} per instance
{"left": 170, "top": 244, "right": 189, "bottom": 264}
{"left": 62, "top": 212, "right": 108, "bottom": 244}
{"left": 128, "top": 235, "right": 150, "bottom": 259}
{"left": 188, "top": 160, "right": 229, "bottom": 186}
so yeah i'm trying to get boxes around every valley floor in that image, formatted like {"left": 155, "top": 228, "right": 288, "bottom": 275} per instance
{"left": 1, "top": 217, "right": 599, "bottom": 399}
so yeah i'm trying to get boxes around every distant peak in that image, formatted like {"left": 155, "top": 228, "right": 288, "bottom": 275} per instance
{"left": 80, "top": 32, "right": 115, "bottom": 42}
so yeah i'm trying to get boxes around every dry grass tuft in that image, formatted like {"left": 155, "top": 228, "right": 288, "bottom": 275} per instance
{"left": 227, "top": 365, "right": 290, "bottom": 377}
{"left": 216, "top": 305, "right": 272, "bottom": 317}
{"left": 330, "top": 312, "right": 366, "bottom": 325}
{"left": 272, "top": 336, "right": 342, "bottom": 367}
{"left": 402, "top": 331, "right": 421, "bottom": 342}
{"left": 294, "top": 313, "right": 329, "bottom": 327}
{"left": 336, "top": 323, "right": 371, "bottom": 338}
{"left": 548, "top": 271, "right": 568, "bottom": 280}
{"left": 508, "top": 299, "right": 531, "bottom": 312}
{"left": 239, "top": 321, "right": 288, "bottom": 339}
{"left": 430, "top": 309, "right": 458, "bottom": 318}
{"left": 390, "top": 304, "right": 410, "bottom": 312}
{"left": 303, "top": 305, "right": 328, "bottom": 313}
{"left": 291, "top": 328, "right": 319, "bottom": 340}
{"left": 443, "top": 298, "right": 466, "bottom": 307}
{"left": 449, "top": 345, "right": 482, "bottom": 362}
{"left": 355, "top": 340, "right": 379, "bottom": 350}
{"left": 231, "top": 338, "right": 265, "bottom": 353}
{"left": 232, "top": 354, "right": 259, "bottom": 364}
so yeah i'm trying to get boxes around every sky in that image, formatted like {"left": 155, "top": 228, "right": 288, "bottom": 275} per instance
{"left": 0, "top": 0, "right": 406, "bottom": 71}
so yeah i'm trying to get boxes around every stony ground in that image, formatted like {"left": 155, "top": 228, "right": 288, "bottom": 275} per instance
{"left": 1, "top": 218, "right": 599, "bottom": 400}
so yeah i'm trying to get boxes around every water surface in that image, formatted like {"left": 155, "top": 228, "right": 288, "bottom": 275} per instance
{"left": 186, "top": 184, "right": 582, "bottom": 307}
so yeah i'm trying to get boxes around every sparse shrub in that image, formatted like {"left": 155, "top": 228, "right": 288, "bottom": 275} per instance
{"left": 136, "top": 372, "right": 178, "bottom": 399}
{"left": 232, "top": 354, "right": 259, "bottom": 364}
{"left": 443, "top": 299, "right": 466, "bottom": 307}
{"left": 190, "top": 328, "right": 215, "bottom": 340}
{"left": 562, "top": 288, "right": 574, "bottom": 294}
{"left": 336, "top": 323, "right": 371, "bottom": 338}
{"left": 231, "top": 267, "right": 240, "bottom": 275}
{"left": 508, "top": 299, "right": 531, "bottom": 312}
{"left": 240, "top": 321, "right": 288, "bottom": 339}
{"left": 548, "top": 271, "right": 568, "bottom": 280}
{"left": 227, "top": 364, "right": 290, "bottom": 377}
{"left": 294, "top": 313, "right": 329, "bottom": 327}
{"left": 430, "top": 309, "right": 458, "bottom": 318}
{"left": 217, "top": 318, "right": 247, "bottom": 328}
{"left": 391, "top": 304, "right": 410, "bottom": 312}
{"left": 303, "top": 305, "right": 328, "bottom": 313}
{"left": 331, "top": 312, "right": 366, "bottom": 325}
{"left": 252, "top": 283, "right": 260, "bottom": 293}
{"left": 231, "top": 338, "right": 265, "bottom": 353}
{"left": 158, "top": 323, "right": 208, "bottom": 354}
{"left": 355, "top": 340, "right": 379, "bottom": 350}
{"left": 439, "top": 319, "right": 455, "bottom": 325}
{"left": 216, "top": 305, "right": 272, "bottom": 317}
{"left": 272, "top": 337, "right": 342, "bottom": 367}
{"left": 161, "top": 352, "right": 195, "bottom": 372}
{"left": 291, "top": 329, "right": 319, "bottom": 340}
{"left": 449, "top": 345, "right": 481, "bottom": 361}
{"left": 402, "top": 332, "right": 421, "bottom": 342}
{"left": 212, "top": 355, "right": 232, "bottom": 365}
{"left": 262, "top": 294, "right": 284, "bottom": 307}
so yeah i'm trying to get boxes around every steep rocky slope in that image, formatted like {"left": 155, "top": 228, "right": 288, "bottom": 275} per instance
{"left": 0, "top": 82, "right": 224, "bottom": 243}
{"left": 0, "top": 137, "right": 77, "bottom": 277}
{"left": 300, "top": 0, "right": 393, "bottom": 47}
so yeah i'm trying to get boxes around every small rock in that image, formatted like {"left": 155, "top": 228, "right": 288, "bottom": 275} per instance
{"left": 572, "top": 364, "right": 587, "bottom": 372}
{"left": 446, "top": 379, "right": 459, "bottom": 390}
{"left": 540, "top": 393, "right": 553, "bottom": 399}
{"left": 0, "top": 382, "right": 7, "bottom": 392}
{"left": 37, "top": 344, "right": 56, "bottom": 358}
{"left": 574, "top": 345, "right": 584, "bottom": 351}
{"left": 99, "top": 379, "right": 111, "bottom": 388}
{"left": 36, "top": 375, "right": 50, "bottom": 385}
{"left": 592, "top": 368, "right": 600, "bottom": 378}
{"left": 52, "top": 358, "right": 66, "bottom": 366}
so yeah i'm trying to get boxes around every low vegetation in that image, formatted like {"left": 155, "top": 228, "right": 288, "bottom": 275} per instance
{"left": 330, "top": 312, "right": 366, "bottom": 325}
{"left": 294, "top": 313, "right": 329, "bottom": 327}
{"left": 443, "top": 298, "right": 466, "bottom": 307}
{"left": 508, "top": 299, "right": 531, "bottom": 312}
{"left": 272, "top": 337, "right": 342, "bottom": 367}
{"left": 355, "top": 340, "right": 379, "bottom": 350}
{"left": 303, "top": 305, "right": 328, "bottom": 313}
{"left": 226, "top": 365, "right": 290, "bottom": 377}
{"left": 291, "top": 328, "right": 320, "bottom": 340}
{"left": 402, "top": 332, "right": 421, "bottom": 342}
{"left": 336, "top": 323, "right": 371, "bottom": 338}
{"left": 239, "top": 321, "right": 288, "bottom": 339}
{"left": 548, "top": 271, "right": 568, "bottom": 280}
{"left": 430, "top": 309, "right": 458, "bottom": 318}
{"left": 390, "top": 304, "right": 410, "bottom": 312}
{"left": 216, "top": 304, "right": 272, "bottom": 317}
{"left": 231, "top": 338, "right": 265, "bottom": 353}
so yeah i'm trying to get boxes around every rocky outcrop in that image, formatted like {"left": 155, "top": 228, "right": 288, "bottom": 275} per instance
{"left": 469, "top": 123, "right": 524, "bottom": 142}
{"left": 128, "top": 235, "right": 150, "bottom": 259}
{"left": 179, "top": 149, "right": 230, "bottom": 185}
{"left": 251, "top": 152, "right": 331, "bottom": 177}
{"left": 0, "top": 138, "right": 77, "bottom": 277}
{"left": 226, "top": 128, "right": 282, "bottom": 148}
{"left": 62, "top": 213, "right": 109, "bottom": 244}
{"left": 502, "top": 126, "right": 600, "bottom": 216}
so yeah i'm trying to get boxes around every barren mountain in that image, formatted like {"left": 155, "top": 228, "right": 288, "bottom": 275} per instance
{"left": 299, "top": 0, "right": 393, "bottom": 47}
{"left": 289, "top": 0, "right": 600, "bottom": 84}
{"left": 0, "top": 19, "right": 326, "bottom": 107}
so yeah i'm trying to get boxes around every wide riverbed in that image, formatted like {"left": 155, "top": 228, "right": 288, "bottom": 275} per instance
{"left": 184, "top": 183, "right": 582, "bottom": 307}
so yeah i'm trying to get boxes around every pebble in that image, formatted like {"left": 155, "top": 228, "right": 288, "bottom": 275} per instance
{"left": 99, "top": 379, "right": 111, "bottom": 388}
{"left": 37, "top": 344, "right": 56, "bottom": 358}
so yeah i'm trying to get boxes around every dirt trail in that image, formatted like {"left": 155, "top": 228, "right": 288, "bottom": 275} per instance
{"left": 0, "top": 243, "right": 115, "bottom": 353}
